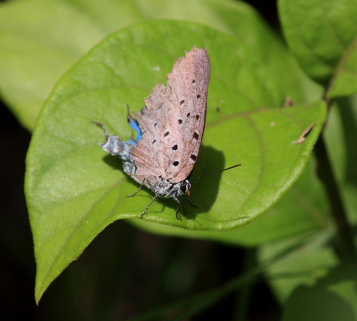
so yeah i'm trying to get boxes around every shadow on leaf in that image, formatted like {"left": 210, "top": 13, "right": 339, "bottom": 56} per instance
{"left": 100, "top": 144, "right": 226, "bottom": 220}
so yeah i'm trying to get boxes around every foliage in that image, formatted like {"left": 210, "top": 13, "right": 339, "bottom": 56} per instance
{"left": 1, "top": 0, "right": 356, "bottom": 319}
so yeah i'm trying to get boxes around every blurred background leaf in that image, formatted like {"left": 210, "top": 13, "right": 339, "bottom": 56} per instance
{"left": 0, "top": 0, "right": 320, "bottom": 130}
{"left": 279, "top": 0, "right": 357, "bottom": 97}
{"left": 282, "top": 263, "right": 357, "bottom": 320}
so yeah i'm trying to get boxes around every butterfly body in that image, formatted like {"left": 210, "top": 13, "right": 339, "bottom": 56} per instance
{"left": 98, "top": 47, "right": 210, "bottom": 217}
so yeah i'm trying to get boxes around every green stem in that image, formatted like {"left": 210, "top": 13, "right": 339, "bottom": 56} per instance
{"left": 314, "top": 134, "right": 357, "bottom": 262}
{"left": 232, "top": 248, "right": 257, "bottom": 321}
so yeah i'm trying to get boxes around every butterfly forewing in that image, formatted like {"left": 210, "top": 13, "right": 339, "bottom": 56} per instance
{"left": 132, "top": 47, "right": 210, "bottom": 184}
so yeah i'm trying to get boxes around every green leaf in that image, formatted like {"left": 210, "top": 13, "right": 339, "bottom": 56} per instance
{"left": 216, "top": 155, "right": 330, "bottom": 245}
{"left": 282, "top": 264, "right": 357, "bottom": 320}
{"left": 0, "top": 0, "right": 319, "bottom": 130}
{"left": 259, "top": 231, "right": 338, "bottom": 302}
{"left": 279, "top": 0, "right": 357, "bottom": 96}
{"left": 26, "top": 21, "right": 327, "bottom": 301}
{"left": 129, "top": 155, "right": 330, "bottom": 247}
{"left": 0, "top": 0, "right": 107, "bottom": 130}
{"left": 328, "top": 46, "right": 357, "bottom": 98}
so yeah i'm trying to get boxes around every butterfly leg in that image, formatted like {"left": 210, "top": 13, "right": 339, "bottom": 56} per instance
{"left": 141, "top": 195, "right": 159, "bottom": 218}
{"left": 182, "top": 196, "right": 198, "bottom": 214}
{"left": 172, "top": 195, "right": 182, "bottom": 220}
{"left": 188, "top": 199, "right": 198, "bottom": 208}
{"left": 127, "top": 178, "right": 146, "bottom": 197}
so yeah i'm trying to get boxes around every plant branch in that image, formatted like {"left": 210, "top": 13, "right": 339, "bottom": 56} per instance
{"left": 314, "top": 134, "right": 357, "bottom": 262}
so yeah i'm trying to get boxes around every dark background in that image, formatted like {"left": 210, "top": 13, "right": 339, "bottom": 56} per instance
{"left": 0, "top": 1, "right": 281, "bottom": 320}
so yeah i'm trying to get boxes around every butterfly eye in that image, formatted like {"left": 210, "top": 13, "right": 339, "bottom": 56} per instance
{"left": 180, "top": 183, "right": 188, "bottom": 193}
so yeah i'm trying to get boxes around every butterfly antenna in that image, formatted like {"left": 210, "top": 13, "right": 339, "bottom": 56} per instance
{"left": 192, "top": 164, "right": 241, "bottom": 181}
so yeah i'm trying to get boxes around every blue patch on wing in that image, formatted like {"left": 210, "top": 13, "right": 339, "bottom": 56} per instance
{"left": 128, "top": 117, "right": 143, "bottom": 144}
{"left": 128, "top": 138, "right": 138, "bottom": 146}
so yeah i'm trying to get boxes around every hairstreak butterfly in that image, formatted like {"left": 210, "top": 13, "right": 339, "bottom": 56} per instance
{"left": 97, "top": 46, "right": 210, "bottom": 218}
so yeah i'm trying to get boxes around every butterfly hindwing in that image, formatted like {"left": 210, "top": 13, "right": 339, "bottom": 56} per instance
{"left": 132, "top": 47, "right": 210, "bottom": 184}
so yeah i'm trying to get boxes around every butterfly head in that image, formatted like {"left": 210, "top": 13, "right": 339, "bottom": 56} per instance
{"left": 152, "top": 178, "right": 192, "bottom": 220}
{"left": 153, "top": 177, "right": 191, "bottom": 198}
{"left": 179, "top": 179, "right": 192, "bottom": 197}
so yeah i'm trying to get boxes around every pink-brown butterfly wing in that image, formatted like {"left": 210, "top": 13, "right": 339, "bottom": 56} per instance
{"left": 131, "top": 47, "right": 210, "bottom": 184}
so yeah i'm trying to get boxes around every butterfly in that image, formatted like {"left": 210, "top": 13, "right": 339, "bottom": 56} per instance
{"left": 97, "top": 46, "right": 210, "bottom": 219}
